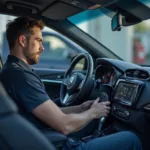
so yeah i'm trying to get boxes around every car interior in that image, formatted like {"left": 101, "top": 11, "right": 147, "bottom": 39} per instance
{"left": 0, "top": 0, "right": 150, "bottom": 150}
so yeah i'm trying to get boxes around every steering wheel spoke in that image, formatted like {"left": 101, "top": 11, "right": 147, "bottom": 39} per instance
{"left": 63, "top": 93, "right": 69, "bottom": 104}
{"left": 78, "top": 79, "right": 85, "bottom": 90}
{"left": 63, "top": 93, "right": 77, "bottom": 105}
{"left": 63, "top": 76, "right": 70, "bottom": 86}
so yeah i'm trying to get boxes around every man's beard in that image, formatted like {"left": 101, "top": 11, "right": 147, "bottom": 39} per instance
{"left": 24, "top": 50, "right": 40, "bottom": 65}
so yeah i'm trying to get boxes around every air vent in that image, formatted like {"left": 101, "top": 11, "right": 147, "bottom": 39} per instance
{"left": 125, "top": 69, "right": 150, "bottom": 80}
{"left": 137, "top": 70, "right": 149, "bottom": 79}
{"left": 126, "top": 69, "right": 135, "bottom": 77}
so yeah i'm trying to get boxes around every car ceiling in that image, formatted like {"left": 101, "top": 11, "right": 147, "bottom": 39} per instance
{"left": 0, "top": 0, "right": 116, "bottom": 20}
{"left": 0, "top": 0, "right": 150, "bottom": 21}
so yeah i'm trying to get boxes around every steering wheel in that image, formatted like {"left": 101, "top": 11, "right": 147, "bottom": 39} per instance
{"left": 60, "top": 53, "right": 94, "bottom": 106}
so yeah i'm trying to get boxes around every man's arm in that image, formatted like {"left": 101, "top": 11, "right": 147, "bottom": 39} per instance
{"left": 32, "top": 98, "right": 110, "bottom": 135}
{"left": 61, "top": 100, "right": 94, "bottom": 114}
{"left": 60, "top": 105, "right": 82, "bottom": 114}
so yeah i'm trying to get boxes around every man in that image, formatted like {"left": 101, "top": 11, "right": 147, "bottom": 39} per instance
{"left": 0, "top": 17, "right": 143, "bottom": 150}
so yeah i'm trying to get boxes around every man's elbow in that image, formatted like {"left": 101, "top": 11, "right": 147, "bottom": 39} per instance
{"left": 60, "top": 124, "right": 74, "bottom": 135}
{"left": 59, "top": 115, "right": 75, "bottom": 135}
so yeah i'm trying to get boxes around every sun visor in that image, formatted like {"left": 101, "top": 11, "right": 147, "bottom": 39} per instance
{"left": 41, "top": 0, "right": 111, "bottom": 20}
{"left": 41, "top": 1, "right": 82, "bottom": 20}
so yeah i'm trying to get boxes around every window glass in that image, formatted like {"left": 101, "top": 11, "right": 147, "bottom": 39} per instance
{"left": 41, "top": 35, "right": 72, "bottom": 60}
{"left": 69, "top": 1, "right": 150, "bottom": 65}
{"left": 0, "top": 15, "right": 85, "bottom": 70}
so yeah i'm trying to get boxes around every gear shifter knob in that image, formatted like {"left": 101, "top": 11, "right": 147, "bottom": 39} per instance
{"left": 99, "top": 92, "right": 109, "bottom": 103}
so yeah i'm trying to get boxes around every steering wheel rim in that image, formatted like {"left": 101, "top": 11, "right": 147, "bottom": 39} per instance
{"left": 60, "top": 53, "right": 94, "bottom": 106}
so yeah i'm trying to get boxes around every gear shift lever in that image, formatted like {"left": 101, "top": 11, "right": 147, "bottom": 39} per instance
{"left": 98, "top": 92, "right": 109, "bottom": 131}
{"left": 82, "top": 92, "right": 110, "bottom": 142}
{"left": 91, "top": 92, "right": 109, "bottom": 138}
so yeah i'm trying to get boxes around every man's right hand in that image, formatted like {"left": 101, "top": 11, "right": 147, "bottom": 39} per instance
{"left": 90, "top": 98, "right": 111, "bottom": 119}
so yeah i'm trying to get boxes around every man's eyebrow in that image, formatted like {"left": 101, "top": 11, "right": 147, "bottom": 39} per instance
{"left": 36, "top": 37, "right": 43, "bottom": 42}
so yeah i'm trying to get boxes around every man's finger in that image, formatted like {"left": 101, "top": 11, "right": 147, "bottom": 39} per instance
{"left": 87, "top": 100, "right": 94, "bottom": 104}
{"left": 95, "top": 97, "right": 100, "bottom": 102}
{"left": 103, "top": 101, "right": 111, "bottom": 105}
{"left": 106, "top": 106, "right": 111, "bottom": 110}
{"left": 92, "top": 97, "right": 99, "bottom": 104}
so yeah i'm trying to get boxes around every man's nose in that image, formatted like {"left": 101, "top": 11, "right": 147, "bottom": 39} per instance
{"left": 41, "top": 44, "right": 44, "bottom": 51}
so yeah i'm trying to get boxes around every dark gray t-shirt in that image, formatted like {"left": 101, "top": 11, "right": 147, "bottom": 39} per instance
{"left": 0, "top": 55, "right": 50, "bottom": 129}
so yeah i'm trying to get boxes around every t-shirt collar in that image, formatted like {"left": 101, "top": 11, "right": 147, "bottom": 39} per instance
{"left": 7, "top": 55, "right": 33, "bottom": 71}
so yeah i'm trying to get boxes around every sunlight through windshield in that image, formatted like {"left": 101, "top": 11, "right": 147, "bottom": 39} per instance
{"left": 68, "top": 0, "right": 150, "bottom": 66}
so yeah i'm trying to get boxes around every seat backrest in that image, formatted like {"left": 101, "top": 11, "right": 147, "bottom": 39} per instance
{"left": 0, "top": 83, "right": 55, "bottom": 150}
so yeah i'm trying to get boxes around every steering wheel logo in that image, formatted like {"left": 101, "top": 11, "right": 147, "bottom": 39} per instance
{"left": 70, "top": 76, "right": 75, "bottom": 84}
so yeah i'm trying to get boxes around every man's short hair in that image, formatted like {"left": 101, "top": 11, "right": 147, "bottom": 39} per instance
{"left": 6, "top": 17, "right": 45, "bottom": 50}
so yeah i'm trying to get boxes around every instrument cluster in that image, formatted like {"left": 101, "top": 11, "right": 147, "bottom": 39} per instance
{"left": 95, "top": 65, "right": 118, "bottom": 87}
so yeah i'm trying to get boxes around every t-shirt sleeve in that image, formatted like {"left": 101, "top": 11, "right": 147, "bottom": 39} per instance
{"left": 16, "top": 70, "right": 50, "bottom": 112}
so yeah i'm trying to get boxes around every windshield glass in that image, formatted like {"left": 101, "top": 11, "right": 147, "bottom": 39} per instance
{"left": 68, "top": 1, "right": 150, "bottom": 65}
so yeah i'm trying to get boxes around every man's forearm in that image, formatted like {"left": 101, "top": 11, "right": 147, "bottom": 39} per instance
{"left": 62, "top": 109, "right": 95, "bottom": 134}
{"left": 60, "top": 105, "right": 82, "bottom": 114}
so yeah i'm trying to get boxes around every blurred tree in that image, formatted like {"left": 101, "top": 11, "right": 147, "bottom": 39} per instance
{"left": 134, "top": 23, "right": 150, "bottom": 32}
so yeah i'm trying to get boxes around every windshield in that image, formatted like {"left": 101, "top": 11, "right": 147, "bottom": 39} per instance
{"left": 68, "top": 1, "right": 150, "bottom": 66}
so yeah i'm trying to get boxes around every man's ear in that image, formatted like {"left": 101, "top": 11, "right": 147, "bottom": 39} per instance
{"left": 18, "top": 35, "right": 27, "bottom": 48}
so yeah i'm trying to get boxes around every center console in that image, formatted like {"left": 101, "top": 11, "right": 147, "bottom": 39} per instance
{"left": 82, "top": 78, "right": 145, "bottom": 144}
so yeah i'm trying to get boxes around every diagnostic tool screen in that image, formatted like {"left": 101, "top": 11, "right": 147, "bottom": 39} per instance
{"left": 114, "top": 82, "right": 138, "bottom": 105}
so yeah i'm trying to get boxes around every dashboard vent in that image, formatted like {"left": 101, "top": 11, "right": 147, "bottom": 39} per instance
{"left": 137, "top": 70, "right": 149, "bottom": 79}
{"left": 126, "top": 70, "right": 135, "bottom": 77}
{"left": 126, "top": 69, "right": 150, "bottom": 80}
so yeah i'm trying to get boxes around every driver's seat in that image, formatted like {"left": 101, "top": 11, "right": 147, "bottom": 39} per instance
{"left": 0, "top": 82, "right": 56, "bottom": 150}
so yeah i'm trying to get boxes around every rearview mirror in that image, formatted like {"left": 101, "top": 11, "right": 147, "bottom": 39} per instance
{"left": 111, "top": 13, "right": 122, "bottom": 31}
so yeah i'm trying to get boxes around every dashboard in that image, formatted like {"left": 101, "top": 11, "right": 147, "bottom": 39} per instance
{"left": 94, "top": 58, "right": 150, "bottom": 140}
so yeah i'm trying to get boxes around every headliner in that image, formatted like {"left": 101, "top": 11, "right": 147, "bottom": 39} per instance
{"left": 0, "top": 0, "right": 150, "bottom": 22}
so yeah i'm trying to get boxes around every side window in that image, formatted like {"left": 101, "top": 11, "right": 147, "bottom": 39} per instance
{"left": 32, "top": 30, "right": 84, "bottom": 69}
{"left": 41, "top": 35, "right": 74, "bottom": 61}
{"left": 0, "top": 15, "right": 85, "bottom": 70}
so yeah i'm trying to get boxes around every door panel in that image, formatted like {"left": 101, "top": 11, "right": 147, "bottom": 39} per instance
{"left": 34, "top": 68, "right": 65, "bottom": 103}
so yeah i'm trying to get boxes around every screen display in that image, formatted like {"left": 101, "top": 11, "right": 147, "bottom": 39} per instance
{"left": 114, "top": 82, "right": 138, "bottom": 105}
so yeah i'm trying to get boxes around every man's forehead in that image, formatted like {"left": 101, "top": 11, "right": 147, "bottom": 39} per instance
{"left": 31, "top": 26, "right": 42, "bottom": 34}
{"left": 30, "top": 26, "right": 42, "bottom": 38}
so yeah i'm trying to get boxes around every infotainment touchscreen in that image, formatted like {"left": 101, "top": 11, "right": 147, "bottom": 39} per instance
{"left": 114, "top": 81, "right": 138, "bottom": 106}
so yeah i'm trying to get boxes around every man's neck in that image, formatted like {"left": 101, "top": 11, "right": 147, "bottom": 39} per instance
{"left": 10, "top": 50, "right": 28, "bottom": 65}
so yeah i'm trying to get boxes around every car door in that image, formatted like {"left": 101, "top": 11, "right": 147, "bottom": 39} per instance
{"left": 35, "top": 68, "right": 65, "bottom": 105}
